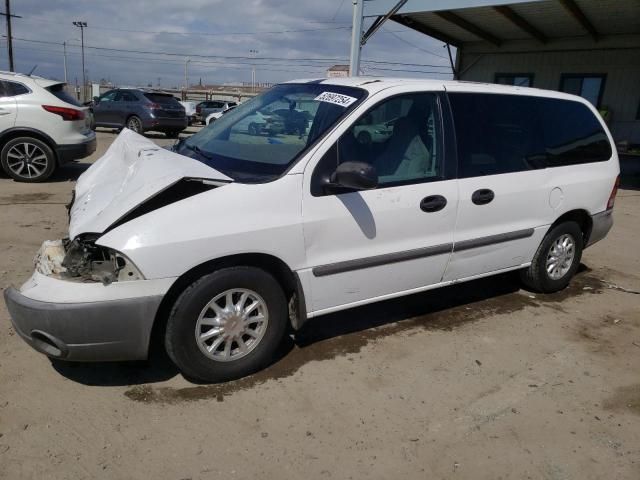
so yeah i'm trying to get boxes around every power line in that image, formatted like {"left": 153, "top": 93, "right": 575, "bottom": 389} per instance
{"left": 9, "top": 36, "right": 451, "bottom": 69}
{"left": 19, "top": 17, "right": 352, "bottom": 37}
{"left": 381, "top": 29, "right": 448, "bottom": 60}
{"left": 330, "top": 0, "right": 347, "bottom": 22}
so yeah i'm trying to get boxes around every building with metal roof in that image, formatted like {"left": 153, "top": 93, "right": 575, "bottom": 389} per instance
{"left": 360, "top": 0, "right": 640, "bottom": 145}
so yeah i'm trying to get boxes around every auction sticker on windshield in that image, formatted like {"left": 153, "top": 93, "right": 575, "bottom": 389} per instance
{"left": 314, "top": 91, "right": 358, "bottom": 108}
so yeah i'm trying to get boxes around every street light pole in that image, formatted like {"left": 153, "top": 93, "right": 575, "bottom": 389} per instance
{"left": 184, "top": 57, "right": 190, "bottom": 98}
{"left": 249, "top": 49, "right": 258, "bottom": 93}
{"left": 72, "top": 21, "right": 87, "bottom": 100}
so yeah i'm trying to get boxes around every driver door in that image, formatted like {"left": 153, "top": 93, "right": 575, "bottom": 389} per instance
{"left": 93, "top": 90, "right": 118, "bottom": 126}
{"left": 301, "top": 90, "right": 458, "bottom": 315}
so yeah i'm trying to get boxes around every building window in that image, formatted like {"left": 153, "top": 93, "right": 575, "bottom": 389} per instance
{"left": 494, "top": 73, "right": 534, "bottom": 87}
{"left": 559, "top": 74, "right": 606, "bottom": 108}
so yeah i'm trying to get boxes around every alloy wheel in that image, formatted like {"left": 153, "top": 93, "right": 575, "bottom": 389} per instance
{"left": 546, "top": 233, "right": 576, "bottom": 280}
{"left": 195, "top": 288, "right": 269, "bottom": 362}
{"left": 127, "top": 117, "right": 142, "bottom": 133}
{"left": 5, "top": 142, "right": 49, "bottom": 180}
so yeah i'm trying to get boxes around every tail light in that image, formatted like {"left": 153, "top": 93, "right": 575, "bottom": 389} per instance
{"left": 196, "top": 105, "right": 201, "bottom": 113}
{"left": 607, "top": 175, "right": 620, "bottom": 210}
{"left": 42, "top": 105, "right": 85, "bottom": 121}
{"left": 148, "top": 103, "right": 162, "bottom": 110}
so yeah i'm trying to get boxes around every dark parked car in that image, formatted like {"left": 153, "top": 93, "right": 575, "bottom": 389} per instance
{"left": 196, "top": 100, "right": 237, "bottom": 124}
{"left": 92, "top": 89, "right": 187, "bottom": 138}
{"left": 272, "top": 108, "right": 309, "bottom": 135}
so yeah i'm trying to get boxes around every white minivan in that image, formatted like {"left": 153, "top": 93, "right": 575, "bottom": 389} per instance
{"left": 5, "top": 78, "right": 620, "bottom": 382}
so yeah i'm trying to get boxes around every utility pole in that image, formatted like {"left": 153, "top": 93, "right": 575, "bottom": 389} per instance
{"left": 349, "top": 0, "right": 364, "bottom": 76}
{"left": 1, "top": 0, "right": 21, "bottom": 72}
{"left": 63, "top": 41, "right": 68, "bottom": 83}
{"left": 72, "top": 21, "right": 87, "bottom": 100}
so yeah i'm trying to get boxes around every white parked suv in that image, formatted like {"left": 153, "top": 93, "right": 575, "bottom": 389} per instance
{"left": 5, "top": 78, "right": 619, "bottom": 382}
{"left": 0, "top": 71, "right": 96, "bottom": 182}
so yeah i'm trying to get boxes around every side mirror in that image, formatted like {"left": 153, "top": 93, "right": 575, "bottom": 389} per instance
{"left": 329, "top": 161, "right": 378, "bottom": 191}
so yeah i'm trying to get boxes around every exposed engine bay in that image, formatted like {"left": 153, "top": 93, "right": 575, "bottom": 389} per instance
{"left": 35, "top": 236, "right": 143, "bottom": 285}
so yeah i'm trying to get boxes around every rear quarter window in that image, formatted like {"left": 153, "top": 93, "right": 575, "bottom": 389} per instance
{"left": 6, "top": 81, "right": 30, "bottom": 96}
{"left": 539, "top": 98, "right": 612, "bottom": 166}
{"left": 45, "top": 83, "right": 81, "bottom": 106}
{"left": 448, "top": 92, "right": 612, "bottom": 178}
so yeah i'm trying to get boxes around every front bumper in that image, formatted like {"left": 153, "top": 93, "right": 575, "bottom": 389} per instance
{"left": 586, "top": 209, "right": 614, "bottom": 247}
{"left": 55, "top": 134, "right": 97, "bottom": 164}
{"left": 4, "top": 272, "right": 173, "bottom": 361}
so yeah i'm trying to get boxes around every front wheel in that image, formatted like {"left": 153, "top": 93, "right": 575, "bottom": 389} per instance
{"left": 165, "top": 267, "right": 288, "bottom": 382}
{"left": 1, "top": 137, "right": 56, "bottom": 182}
{"left": 520, "top": 221, "right": 583, "bottom": 293}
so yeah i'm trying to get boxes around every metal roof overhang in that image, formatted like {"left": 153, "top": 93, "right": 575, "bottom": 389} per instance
{"left": 366, "top": 0, "right": 640, "bottom": 47}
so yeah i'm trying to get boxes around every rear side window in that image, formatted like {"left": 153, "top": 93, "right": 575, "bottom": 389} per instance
{"left": 6, "top": 81, "right": 30, "bottom": 96}
{"left": 449, "top": 93, "right": 611, "bottom": 178}
{"left": 143, "top": 93, "right": 180, "bottom": 105}
{"left": 45, "top": 83, "right": 81, "bottom": 106}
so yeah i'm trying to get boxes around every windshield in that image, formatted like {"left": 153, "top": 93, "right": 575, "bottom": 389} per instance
{"left": 176, "top": 83, "right": 366, "bottom": 182}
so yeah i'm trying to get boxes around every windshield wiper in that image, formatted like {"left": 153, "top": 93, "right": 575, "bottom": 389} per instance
{"left": 182, "top": 142, "right": 214, "bottom": 160}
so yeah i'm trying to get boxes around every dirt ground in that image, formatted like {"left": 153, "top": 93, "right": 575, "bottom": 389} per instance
{"left": 1, "top": 129, "right": 639, "bottom": 479}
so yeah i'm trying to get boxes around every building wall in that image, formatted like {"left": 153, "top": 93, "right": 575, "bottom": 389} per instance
{"left": 457, "top": 35, "right": 640, "bottom": 143}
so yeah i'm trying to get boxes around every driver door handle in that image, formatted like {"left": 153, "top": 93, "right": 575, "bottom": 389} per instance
{"left": 420, "top": 195, "right": 447, "bottom": 213}
{"left": 471, "top": 189, "right": 495, "bottom": 205}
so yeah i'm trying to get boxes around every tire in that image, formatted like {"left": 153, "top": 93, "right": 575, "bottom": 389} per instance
{"left": 126, "top": 115, "right": 143, "bottom": 134}
{"left": 520, "top": 221, "right": 583, "bottom": 293}
{"left": 1, "top": 136, "right": 56, "bottom": 182}
{"left": 165, "top": 267, "right": 288, "bottom": 382}
{"left": 248, "top": 122, "right": 260, "bottom": 136}
{"left": 357, "top": 131, "right": 372, "bottom": 146}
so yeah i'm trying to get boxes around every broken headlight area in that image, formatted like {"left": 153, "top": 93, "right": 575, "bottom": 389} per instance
{"left": 35, "top": 235, "right": 144, "bottom": 285}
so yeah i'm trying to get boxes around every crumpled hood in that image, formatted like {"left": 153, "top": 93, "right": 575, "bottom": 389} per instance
{"left": 69, "top": 129, "right": 231, "bottom": 239}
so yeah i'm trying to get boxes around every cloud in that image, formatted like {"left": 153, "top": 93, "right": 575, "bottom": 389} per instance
{"left": 6, "top": 0, "right": 453, "bottom": 87}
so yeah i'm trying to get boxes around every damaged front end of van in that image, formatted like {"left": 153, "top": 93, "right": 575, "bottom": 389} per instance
{"left": 3, "top": 129, "right": 231, "bottom": 361}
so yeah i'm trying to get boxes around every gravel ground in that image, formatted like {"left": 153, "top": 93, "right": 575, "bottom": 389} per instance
{"left": 1, "top": 129, "right": 639, "bottom": 479}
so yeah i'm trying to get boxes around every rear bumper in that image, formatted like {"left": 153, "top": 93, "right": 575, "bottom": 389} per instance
{"left": 143, "top": 117, "right": 188, "bottom": 132}
{"left": 55, "top": 134, "right": 97, "bottom": 164}
{"left": 586, "top": 209, "right": 614, "bottom": 247}
{"left": 3, "top": 272, "right": 172, "bottom": 361}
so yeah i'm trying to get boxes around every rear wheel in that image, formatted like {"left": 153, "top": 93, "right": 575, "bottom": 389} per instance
{"left": 1, "top": 137, "right": 56, "bottom": 182}
{"left": 165, "top": 267, "right": 288, "bottom": 382}
{"left": 126, "top": 115, "right": 143, "bottom": 133}
{"left": 520, "top": 221, "right": 583, "bottom": 293}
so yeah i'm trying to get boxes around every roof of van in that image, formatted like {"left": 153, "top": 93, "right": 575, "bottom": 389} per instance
{"left": 284, "top": 76, "right": 590, "bottom": 104}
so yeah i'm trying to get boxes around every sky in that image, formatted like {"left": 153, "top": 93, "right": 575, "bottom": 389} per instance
{"left": 3, "top": 0, "right": 454, "bottom": 88}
